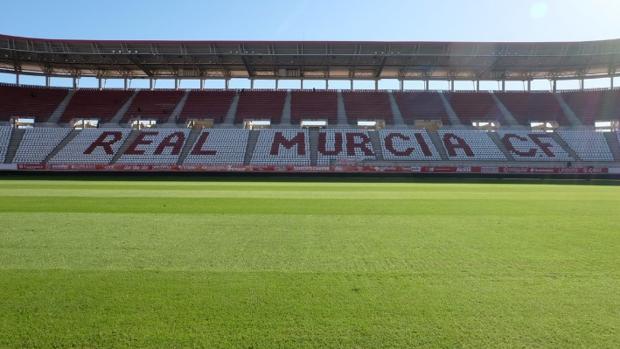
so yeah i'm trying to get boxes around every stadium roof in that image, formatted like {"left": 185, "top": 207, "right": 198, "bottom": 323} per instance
{"left": 1, "top": 34, "right": 620, "bottom": 81}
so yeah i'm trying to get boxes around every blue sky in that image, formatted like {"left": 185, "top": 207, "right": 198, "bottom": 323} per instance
{"left": 2, "top": 0, "right": 620, "bottom": 42}
{"left": 1, "top": 0, "right": 618, "bottom": 89}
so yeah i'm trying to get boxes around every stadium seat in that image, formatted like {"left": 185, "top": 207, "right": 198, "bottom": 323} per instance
{"left": 0, "top": 85, "right": 67, "bottom": 122}
{"left": 393, "top": 92, "right": 450, "bottom": 125}
{"left": 379, "top": 129, "right": 442, "bottom": 161}
{"left": 556, "top": 130, "right": 613, "bottom": 161}
{"left": 179, "top": 90, "right": 236, "bottom": 123}
{"left": 183, "top": 129, "right": 250, "bottom": 165}
{"left": 251, "top": 129, "right": 310, "bottom": 165}
{"left": 342, "top": 91, "right": 393, "bottom": 124}
{"left": 123, "top": 90, "right": 184, "bottom": 123}
{"left": 13, "top": 127, "right": 71, "bottom": 163}
{"left": 61, "top": 89, "right": 133, "bottom": 123}
{"left": 291, "top": 91, "right": 338, "bottom": 125}
{"left": 235, "top": 90, "right": 286, "bottom": 124}
{"left": 49, "top": 128, "right": 131, "bottom": 164}
{"left": 437, "top": 129, "right": 506, "bottom": 161}
{"left": 317, "top": 129, "right": 377, "bottom": 165}
{"left": 116, "top": 129, "right": 190, "bottom": 165}
{"left": 498, "top": 130, "right": 572, "bottom": 161}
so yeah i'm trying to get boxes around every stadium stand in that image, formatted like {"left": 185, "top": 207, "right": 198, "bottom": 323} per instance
{"left": 497, "top": 130, "right": 572, "bottom": 161}
{"left": 393, "top": 92, "right": 450, "bottom": 125}
{"left": 179, "top": 90, "right": 236, "bottom": 123}
{"left": 291, "top": 91, "right": 338, "bottom": 125}
{"left": 342, "top": 91, "right": 393, "bottom": 124}
{"left": 116, "top": 129, "right": 190, "bottom": 165}
{"left": 444, "top": 92, "right": 503, "bottom": 125}
{"left": 0, "top": 85, "right": 67, "bottom": 122}
{"left": 561, "top": 90, "right": 620, "bottom": 125}
{"left": 251, "top": 129, "right": 310, "bottom": 165}
{"left": 556, "top": 130, "right": 614, "bottom": 161}
{"left": 379, "top": 129, "right": 442, "bottom": 161}
{"left": 495, "top": 92, "right": 569, "bottom": 126}
{"left": 49, "top": 128, "right": 131, "bottom": 164}
{"left": 61, "top": 89, "right": 132, "bottom": 123}
{"left": 123, "top": 90, "right": 184, "bottom": 123}
{"left": 0, "top": 126, "right": 12, "bottom": 161}
{"left": 183, "top": 129, "right": 249, "bottom": 165}
{"left": 437, "top": 129, "right": 506, "bottom": 161}
{"left": 316, "top": 129, "right": 377, "bottom": 165}
{"left": 235, "top": 90, "right": 286, "bottom": 124}
{"left": 13, "top": 128, "right": 71, "bottom": 164}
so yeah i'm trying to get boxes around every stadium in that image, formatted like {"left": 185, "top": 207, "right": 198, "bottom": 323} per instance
{"left": 1, "top": 1, "right": 619, "bottom": 348}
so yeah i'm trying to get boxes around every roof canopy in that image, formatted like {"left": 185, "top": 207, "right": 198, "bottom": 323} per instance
{"left": 1, "top": 34, "right": 619, "bottom": 81}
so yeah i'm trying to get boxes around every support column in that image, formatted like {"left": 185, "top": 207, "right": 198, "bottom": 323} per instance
{"left": 325, "top": 80, "right": 328, "bottom": 89}
{"left": 149, "top": 78, "right": 154, "bottom": 90}
{"left": 527, "top": 80, "right": 531, "bottom": 92}
{"left": 350, "top": 80, "right": 353, "bottom": 90}
{"left": 199, "top": 78, "right": 205, "bottom": 90}
{"left": 72, "top": 76, "right": 78, "bottom": 89}
{"left": 250, "top": 79, "right": 254, "bottom": 90}
{"left": 275, "top": 79, "right": 279, "bottom": 90}
{"left": 579, "top": 78, "right": 585, "bottom": 91}
{"left": 476, "top": 80, "right": 480, "bottom": 92}
{"left": 123, "top": 77, "right": 128, "bottom": 91}
{"left": 225, "top": 79, "right": 230, "bottom": 90}
{"left": 399, "top": 79, "right": 404, "bottom": 91}
{"left": 501, "top": 80, "right": 506, "bottom": 92}
{"left": 98, "top": 78, "right": 103, "bottom": 90}
{"left": 174, "top": 79, "right": 180, "bottom": 91}
{"left": 45, "top": 75, "right": 51, "bottom": 87}
{"left": 374, "top": 79, "right": 379, "bottom": 91}
{"left": 611, "top": 76, "right": 615, "bottom": 89}
{"left": 424, "top": 80, "right": 429, "bottom": 91}
{"left": 15, "top": 72, "right": 20, "bottom": 85}
{"left": 449, "top": 80, "right": 455, "bottom": 92}
{"left": 301, "top": 79, "right": 304, "bottom": 90}
{"left": 552, "top": 79, "right": 557, "bottom": 93}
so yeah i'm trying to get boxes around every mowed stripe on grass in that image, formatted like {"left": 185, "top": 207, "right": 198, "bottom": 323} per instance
{"left": 0, "top": 179, "right": 619, "bottom": 348}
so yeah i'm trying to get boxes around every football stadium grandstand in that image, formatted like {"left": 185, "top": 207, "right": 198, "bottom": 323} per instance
{"left": 0, "top": 34, "right": 620, "bottom": 176}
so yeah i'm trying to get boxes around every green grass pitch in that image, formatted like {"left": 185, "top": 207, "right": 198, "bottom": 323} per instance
{"left": 0, "top": 178, "right": 619, "bottom": 348}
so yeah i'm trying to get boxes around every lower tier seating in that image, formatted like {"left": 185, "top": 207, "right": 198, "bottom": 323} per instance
{"left": 184, "top": 129, "right": 249, "bottom": 165}
{"left": 13, "top": 128, "right": 71, "bottom": 164}
{"left": 497, "top": 130, "right": 572, "bottom": 161}
{"left": 49, "top": 128, "right": 131, "bottom": 164}
{"left": 117, "top": 129, "right": 190, "bottom": 165}
{"left": 251, "top": 129, "right": 310, "bottom": 165}
{"left": 379, "top": 129, "right": 441, "bottom": 161}
{"left": 316, "top": 129, "right": 376, "bottom": 165}
{"left": 437, "top": 129, "right": 506, "bottom": 161}
{"left": 557, "top": 130, "right": 613, "bottom": 161}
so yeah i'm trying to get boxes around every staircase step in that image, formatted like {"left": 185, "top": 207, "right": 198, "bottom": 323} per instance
{"left": 223, "top": 93, "right": 240, "bottom": 126}
{"left": 176, "top": 128, "right": 202, "bottom": 165}
{"left": 438, "top": 92, "right": 462, "bottom": 126}
{"left": 490, "top": 92, "right": 519, "bottom": 126}
{"left": 554, "top": 94, "right": 582, "bottom": 126}
{"left": 604, "top": 132, "right": 620, "bottom": 161}
{"left": 109, "top": 90, "right": 140, "bottom": 124}
{"left": 427, "top": 131, "right": 449, "bottom": 161}
{"left": 44, "top": 129, "right": 81, "bottom": 164}
{"left": 48, "top": 90, "right": 75, "bottom": 124}
{"left": 387, "top": 91, "right": 406, "bottom": 126}
{"left": 551, "top": 133, "right": 581, "bottom": 161}
{"left": 336, "top": 91, "right": 349, "bottom": 126}
{"left": 309, "top": 128, "right": 319, "bottom": 166}
{"left": 488, "top": 132, "right": 515, "bottom": 161}
{"left": 110, "top": 130, "right": 140, "bottom": 164}
{"left": 368, "top": 130, "right": 385, "bottom": 161}
{"left": 4, "top": 128, "right": 25, "bottom": 163}
{"left": 243, "top": 130, "right": 260, "bottom": 165}
{"left": 166, "top": 90, "right": 191, "bottom": 124}
{"left": 280, "top": 90, "right": 292, "bottom": 126}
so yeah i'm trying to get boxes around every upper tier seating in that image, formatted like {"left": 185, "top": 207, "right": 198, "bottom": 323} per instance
{"left": 445, "top": 92, "right": 503, "bottom": 124}
{"left": 13, "top": 128, "right": 71, "bottom": 164}
{"left": 557, "top": 130, "right": 614, "bottom": 161}
{"left": 235, "top": 91, "right": 286, "bottom": 124}
{"left": 342, "top": 91, "right": 393, "bottom": 124}
{"left": 495, "top": 92, "right": 569, "bottom": 126}
{"left": 291, "top": 91, "right": 338, "bottom": 125}
{"left": 116, "top": 129, "right": 190, "bottom": 165}
{"left": 379, "top": 129, "right": 442, "bottom": 161}
{"left": 61, "top": 89, "right": 132, "bottom": 123}
{"left": 316, "top": 129, "right": 377, "bottom": 165}
{"left": 123, "top": 90, "right": 184, "bottom": 123}
{"left": 561, "top": 90, "right": 620, "bottom": 125}
{"left": 183, "top": 129, "right": 249, "bottom": 165}
{"left": 251, "top": 129, "right": 310, "bottom": 165}
{"left": 393, "top": 92, "right": 450, "bottom": 125}
{"left": 437, "top": 129, "right": 506, "bottom": 161}
{"left": 497, "top": 130, "right": 572, "bottom": 161}
{"left": 49, "top": 128, "right": 130, "bottom": 164}
{"left": 0, "top": 85, "right": 67, "bottom": 122}
{"left": 179, "top": 90, "right": 235, "bottom": 123}
{"left": 0, "top": 126, "right": 12, "bottom": 161}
